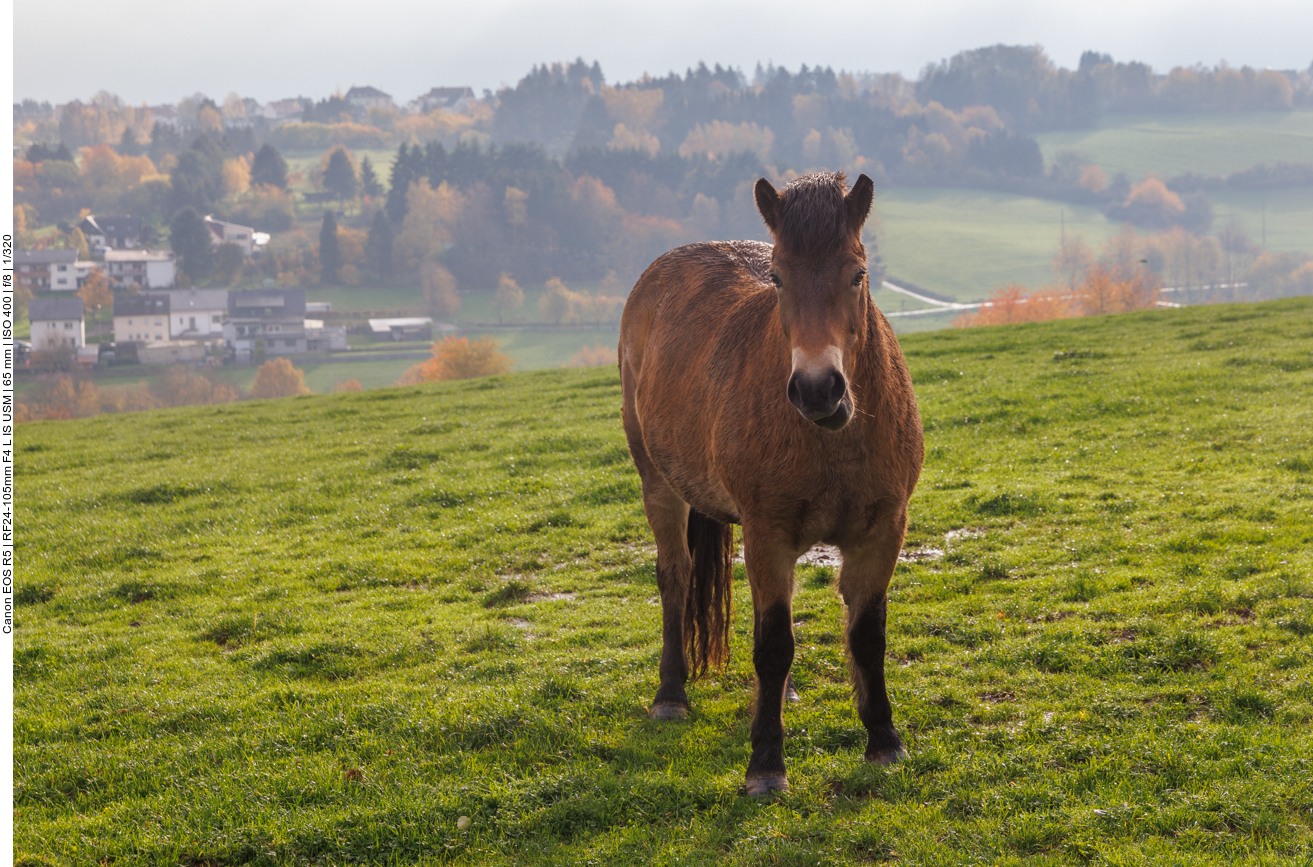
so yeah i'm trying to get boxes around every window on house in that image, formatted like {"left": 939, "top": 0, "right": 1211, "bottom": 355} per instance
{"left": 212, "top": 314, "right": 221, "bottom": 323}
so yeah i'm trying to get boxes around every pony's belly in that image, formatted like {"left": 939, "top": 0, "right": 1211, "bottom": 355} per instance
{"left": 645, "top": 435, "right": 742, "bottom": 524}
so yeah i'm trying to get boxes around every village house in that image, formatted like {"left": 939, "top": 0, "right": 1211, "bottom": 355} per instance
{"left": 103, "top": 249, "right": 176, "bottom": 290}
{"left": 18, "top": 247, "right": 108, "bottom": 292}
{"left": 16, "top": 249, "right": 82, "bottom": 292}
{"left": 204, "top": 216, "right": 267, "bottom": 256}
{"left": 29, "top": 297, "right": 86, "bottom": 353}
{"left": 412, "top": 86, "right": 476, "bottom": 113}
{"left": 146, "top": 105, "right": 181, "bottom": 130}
{"left": 345, "top": 85, "right": 394, "bottom": 113}
{"left": 113, "top": 294, "right": 170, "bottom": 345}
{"left": 222, "top": 288, "right": 347, "bottom": 362}
{"left": 78, "top": 214, "right": 141, "bottom": 250}
{"left": 154, "top": 289, "right": 228, "bottom": 340}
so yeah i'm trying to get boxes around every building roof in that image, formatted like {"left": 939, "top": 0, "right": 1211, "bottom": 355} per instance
{"left": 114, "top": 294, "right": 169, "bottom": 317}
{"left": 30, "top": 297, "right": 85, "bottom": 320}
{"left": 17, "top": 249, "right": 77, "bottom": 265}
{"left": 424, "top": 86, "right": 475, "bottom": 100}
{"left": 369, "top": 317, "right": 433, "bottom": 333}
{"left": 346, "top": 85, "right": 391, "bottom": 100}
{"left": 229, "top": 288, "right": 306, "bottom": 319}
{"left": 204, "top": 215, "right": 255, "bottom": 242}
{"left": 156, "top": 289, "right": 228, "bottom": 311}
{"left": 80, "top": 214, "right": 141, "bottom": 237}
{"left": 104, "top": 249, "right": 174, "bottom": 263}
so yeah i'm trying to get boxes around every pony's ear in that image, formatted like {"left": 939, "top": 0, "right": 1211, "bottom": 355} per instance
{"left": 845, "top": 173, "right": 874, "bottom": 232}
{"left": 754, "top": 178, "right": 781, "bottom": 234}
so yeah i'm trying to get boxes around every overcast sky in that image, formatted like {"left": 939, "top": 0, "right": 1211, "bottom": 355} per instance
{"left": 15, "top": 0, "right": 1313, "bottom": 105}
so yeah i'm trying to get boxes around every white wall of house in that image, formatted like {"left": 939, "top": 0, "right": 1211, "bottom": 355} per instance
{"left": 113, "top": 314, "right": 170, "bottom": 344}
{"left": 49, "top": 262, "right": 78, "bottom": 291}
{"left": 146, "top": 259, "right": 176, "bottom": 289}
{"left": 31, "top": 318, "right": 85, "bottom": 352}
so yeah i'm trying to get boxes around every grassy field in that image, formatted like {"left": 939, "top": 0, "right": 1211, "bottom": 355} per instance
{"left": 14, "top": 296, "right": 1313, "bottom": 865}
{"left": 1035, "top": 111, "right": 1313, "bottom": 180}
{"left": 874, "top": 188, "right": 1121, "bottom": 302}
{"left": 1210, "top": 187, "right": 1313, "bottom": 255}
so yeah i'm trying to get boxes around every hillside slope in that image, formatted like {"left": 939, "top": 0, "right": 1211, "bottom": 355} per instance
{"left": 15, "top": 298, "right": 1313, "bottom": 865}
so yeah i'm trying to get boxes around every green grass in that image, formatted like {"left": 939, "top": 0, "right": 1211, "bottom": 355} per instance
{"left": 1036, "top": 111, "right": 1313, "bottom": 180}
{"left": 15, "top": 296, "right": 1313, "bottom": 865}
{"left": 875, "top": 188, "right": 1121, "bottom": 301}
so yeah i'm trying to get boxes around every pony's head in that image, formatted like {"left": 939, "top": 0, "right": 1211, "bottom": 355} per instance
{"left": 755, "top": 171, "right": 874, "bottom": 431}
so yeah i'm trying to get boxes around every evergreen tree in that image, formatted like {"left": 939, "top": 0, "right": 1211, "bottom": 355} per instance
{"left": 365, "top": 210, "right": 393, "bottom": 281}
{"left": 170, "top": 207, "right": 215, "bottom": 282}
{"left": 319, "top": 211, "right": 341, "bottom": 285}
{"left": 385, "top": 144, "right": 420, "bottom": 224}
{"left": 147, "top": 122, "right": 181, "bottom": 162}
{"left": 250, "top": 143, "right": 288, "bottom": 189}
{"left": 360, "top": 156, "right": 384, "bottom": 198}
{"left": 118, "top": 127, "right": 143, "bottom": 156}
{"left": 323, "top": 148, "right": 358, "bottom": 201}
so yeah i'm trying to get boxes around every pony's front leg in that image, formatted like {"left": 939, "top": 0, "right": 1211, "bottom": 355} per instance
{"left": 840, "top": 505, "right": 910, "bottom": 764}
{"left": 742, "top": 531, "right": 797, "bottom": 796}
{"left": 643, "top": 486, "right": 693, "bottom": 720}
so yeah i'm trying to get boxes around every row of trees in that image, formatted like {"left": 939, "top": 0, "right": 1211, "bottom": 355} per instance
{"left": 15, "top": 359, "right": 340, "bottom": 422}
{"left": 959, "top": 224, "right": 1313, "bottom": 328}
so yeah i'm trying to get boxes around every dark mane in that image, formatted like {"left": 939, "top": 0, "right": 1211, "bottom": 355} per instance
{"left": 774, "top": 172, "right": 850, "bottom": 256}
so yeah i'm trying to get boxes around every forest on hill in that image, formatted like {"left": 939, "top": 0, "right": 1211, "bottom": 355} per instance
{"left": 13, "top": 46, "right": 1313, "bottom": 304}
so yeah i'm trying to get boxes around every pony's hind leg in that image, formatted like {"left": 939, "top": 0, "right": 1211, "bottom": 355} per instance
{"left": 741, "top": 530, "right": 798, "bottom": 796}
{"left": 839, "top": 504, "right": 910, "bottom": 765}
{"left": 642, "top": 483, "right": 693, "bottom": 720}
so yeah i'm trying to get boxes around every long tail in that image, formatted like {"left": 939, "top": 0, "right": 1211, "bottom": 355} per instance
{"left": 684, "top": 509, "right": 735, "bottom": 678}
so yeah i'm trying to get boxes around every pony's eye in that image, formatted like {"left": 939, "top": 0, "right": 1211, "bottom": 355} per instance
{"left": 770, "top": 273, "right": 783, "bottom": 288}
{"left": 852, "top": 270, "right": 867, "bottom": 287}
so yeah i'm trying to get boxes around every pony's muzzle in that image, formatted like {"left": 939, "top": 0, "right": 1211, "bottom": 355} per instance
{"left": 787, "top": 367, "right": 851, "bottom": 429}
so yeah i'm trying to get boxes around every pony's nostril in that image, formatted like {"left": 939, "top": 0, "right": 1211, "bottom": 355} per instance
{"left": 828, "top": 371, "right": 847, "bottom": 403}
{"left": 787, "top": 372, "right": 804, "bottom": 410}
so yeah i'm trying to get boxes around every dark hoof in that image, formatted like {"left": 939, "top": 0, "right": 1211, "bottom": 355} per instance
{"left": 745, "top": 774, "right": 789, "bottom": 797}
{"left": 649, "top": 703, "right": 688, "bottom": 721}
{"left": 865, "top": 746, "right": 908, "bottom": 766}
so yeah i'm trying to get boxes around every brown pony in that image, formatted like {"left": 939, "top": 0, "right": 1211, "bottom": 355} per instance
{"left": 619, "top": 172, "right": 923, "bottom": 796}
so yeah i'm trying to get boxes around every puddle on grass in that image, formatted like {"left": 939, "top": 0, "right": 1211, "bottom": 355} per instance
{"left": 526, "top": 592, "right": 575, "bottom": 603}
{"left": 729, "top": 527, "right": 992, "bottom": 569}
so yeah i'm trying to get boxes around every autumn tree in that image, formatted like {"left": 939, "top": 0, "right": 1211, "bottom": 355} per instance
{"left": 319, "top": 211, "right": 341, "bottom": 285}
{"left": 250, "top": 144, "right": 288, "bottom": 189}
{"left": 398, "top": 336, "right": 512, "bottom": 383}
{"left": 495, "top": 272, "right": 524, "bottom": 324}
{"left": 333, "top": 379, "right": 363, "bottom": 392}
{"left": 422, "top": 261, "right": 460, "bottom": 318}
{"left": 956, "top": 284, "right": 1075, "bottom": 327}
{"left": 323, "top": 147, "right": 358, "bottom": 201}
{"left": 170, "top": 207, "right": 215, "bottom": 282}
{"left": 1053, "top": 234, "right": 1094, "bottom": 290}
{"left": 152, "top": 366, "right": 240, "bottom": 407}
{"left": 538, "top": 277, "right": 571, "bottom": 324}
{"left": 250, "top": 357, "right": 312, "bottom": 398}
{"left": 564, "top": 344, "right": 618, "bottom": 367}
{"left": 78, "top": 269, "right": 112, "bottom": 317}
